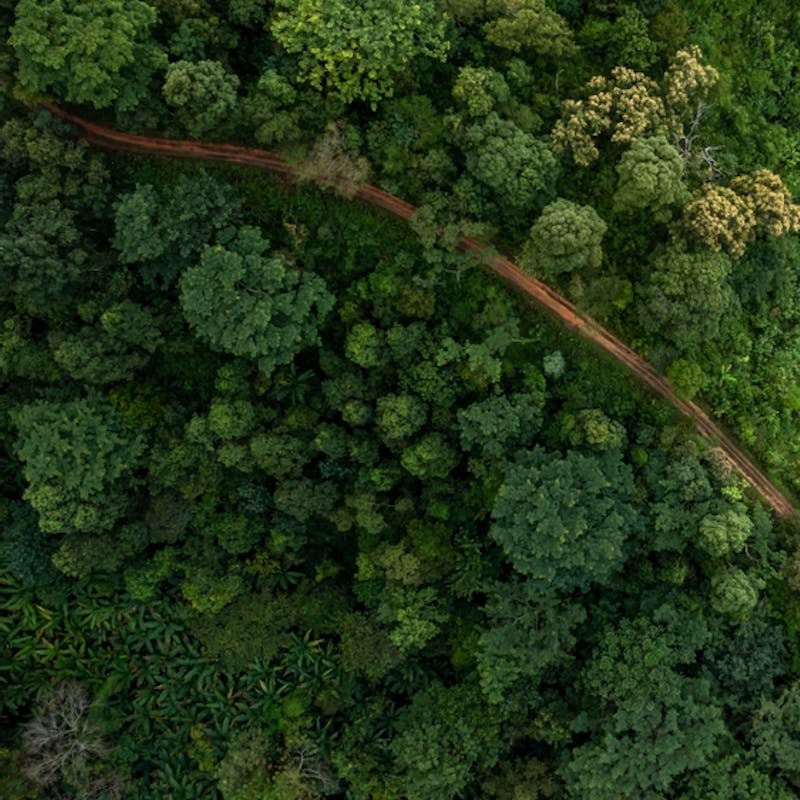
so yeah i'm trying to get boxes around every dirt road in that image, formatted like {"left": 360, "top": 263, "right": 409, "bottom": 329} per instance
{"left": 39, "top": 102, "right": 795, "bottom": 518}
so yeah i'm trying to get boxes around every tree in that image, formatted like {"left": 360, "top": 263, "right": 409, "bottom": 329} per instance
{"left": 477, "top": 580, "right": 585, "bottom": 707}
{"left": 613, "top": 135, "right": 689, "bottom": 221}
{"left": 490, "top": 448, "right": 640, "bottom": 592}
{"left": 482, "top": 0, "right": 575, "bottom": 58}
{"left": 179, "top": 226, "right": 334, "bottom": 376}
{"left": 21, "top": 683, "right": 119, "bottom": 797}
{"left": 295, "top": 121, "right": 370, "bottom": 198}
{"left": 697, "top": 506, "right": 753, "bottom": 558}
{"left": 710, "top": 566, "right": 762, "bottom": 620}
{"left": 457, "top": 391, "right": 544, "bottom": 462}
{"left": 113, "top": 171, "right": 240, "bottom": 285}
{"left": 520, "top": 198, "right": 607, "bottom": 277}
{"left": 12, "top": 395, "right": 145, "bottom": 535}
{"left": 49, "top": 301, "right": 163, "bottom": 384}
{"left": 391, "top": 682, "right": 501, "bottom": 800}
{"left": 562, "top": 606, "right": 727, "bottom": 800}
{"left": 461, "top": 113, "right": 558, "bottom": 213}
{"left": 679, "top": 171, "right": 800, "bottom": 258}
{"left": 401, "top": 433, "right": 459, "bottom": 480}
{"left": 752, "top": 681, "right": 800, "bottom": 783}
{"left": 638, "top": 245, "right": 735, "bottom": 350}
{"left": 679, "top": 184, "right": 757, "bottom": 258}
{"left": 270, "top": 0, "right": 450, "bottom": 107}
{"left": 10, "top": 0, "right": 165, "bottom": 110}
{"left": 452, "top": 66, "right": 511, "bottom": 118}
{"left": 551, "top": 46, "right": 718, "bottom": 166}
{"left": 684, "top": 754, "right": 796, "bottom": 800}
{"left": 376, "top": 394, "right": 428, "bottom": 447}
{"left": 162, "top": 60, "right": 240, "bottom": 138}
{"left": 730, "top": 170, "right": 800, "bottom": 237}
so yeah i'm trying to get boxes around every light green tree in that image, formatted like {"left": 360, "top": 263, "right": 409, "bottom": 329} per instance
{"left": 711, "top": 566, "right": 762, "bottom": 619}
{"left": 698, "top": 507, "right": 753, "bottom": 558}
{"left": 452, "top": 66, "right": 511, "bottom": 118}
{"left": 270, "top": 0, "right": 449, "bottom": 107}
{"left": 483, "top": 0, "right": 575, "bottom": 58}
{"left": 462, "top": 113, "right": 558, "bottom": 213}
{"left": 12, "top": 395, "right": 145, "bottom": 535}
{"left": 10, "top": 0, "right": 165, "bottom": 110}
{"left": 179, "top": 226, "right": 334, "bottom": 376}
{"left": 613, "top": 135, "right": 689, "bottom": 221}
{"left": 162, "top": 59, "right": 240, "bottom": 137}
{"left": 520, "top": 198, "right": 607, "bottom": 276}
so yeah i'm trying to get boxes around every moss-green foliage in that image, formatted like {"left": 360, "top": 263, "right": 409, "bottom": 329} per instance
{"left": 10, "top": 0, "right": 166, "bottom": 110}
{"left": 179, "top": 226, "right": 335, "bottom": 375}
{"left": 270, "top": 0, "right": 450, "bottom": 107}
{"left": 4, "top": 5, "right": 800, "bottom": 799}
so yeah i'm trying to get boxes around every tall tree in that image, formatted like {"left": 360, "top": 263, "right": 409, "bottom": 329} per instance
{"left": 270, "top": 0, "right": 450, "bottom": 107}
{"left": 11, "top": 395, "right": 145, "bottom": 535}
{"left": 179, "top": 226, "right": 335, "bottom": 376}
{"left": 490, "top": 448, "right": 640, "bottom": 592}
{"left": 10, "top": 0, "right": 165, "bottom": 110}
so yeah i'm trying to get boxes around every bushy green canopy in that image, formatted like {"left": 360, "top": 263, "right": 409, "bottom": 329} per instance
{"left": 179, "top": 226, "right": 334, "bottom": 376}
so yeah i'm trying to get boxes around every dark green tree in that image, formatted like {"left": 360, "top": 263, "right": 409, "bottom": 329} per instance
{"left": 179, "top": 226, "right": 335, "bottom": 376}
{"left": 490, "top": 448, "right": 640, "bottom": 591}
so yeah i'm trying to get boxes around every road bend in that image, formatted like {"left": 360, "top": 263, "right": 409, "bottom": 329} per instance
{"left": 39, "top": 101, "right": 795, "bottom": 518}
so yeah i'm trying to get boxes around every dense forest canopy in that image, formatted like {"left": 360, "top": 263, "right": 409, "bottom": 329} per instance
{"left": 3, "top": 1, "right": 800, "bottom": 798}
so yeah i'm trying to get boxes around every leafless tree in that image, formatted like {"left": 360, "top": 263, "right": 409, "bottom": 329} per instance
{"left": 21, "top": 682, "right": 117, "bottom": 797}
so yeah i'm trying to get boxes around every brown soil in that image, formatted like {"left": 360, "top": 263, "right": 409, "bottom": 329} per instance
{"left": 40, "top": 101, "right": 795, "bottom": 518}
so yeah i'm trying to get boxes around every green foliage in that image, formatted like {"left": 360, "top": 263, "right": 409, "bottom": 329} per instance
{"left": 391, "top": 682, "right": 501, "bottom": 800}
{"left": 452, "top": 67, "right": 511, "bottom": 118}
{"left": 639, "top": 245, "right": 735, "bottom": 350}
{"left": 0, "top": 501, "right": 62, "bottom": 589}
{"left": 113, "top": 171, "right": 240, "bottom": 284}
{"left": 163, "top": 59, "right": 240, "bottom": 137}
{"left": 710, "top": 566, "right": 762, "bottom": 620}
{"left": 401, "top": 433, "right": 459, "bottom": 479}
{"left": 751, "top": 681, "right": 800, "bottom": 780}
{"left": 344, "top": 322, "right": 384, "bottom": 368}
{"left": 460, "top": 113, "right": 558, "bottom": 214}
{"left": 50, "top": 300, "right": 163, "bottom": 384}
{"left": 10, "top": 0, "right": 165, "bottom": 110}
{"left": 483, "top": 0, "right": 576, "bottom": 58}
{"left": 562, "top": 606, "right": 726, "bottom": 800}
{"left": 613, "top": 135, "right": 689, "bottom": 221}
{"left": 179, "top": 226, "right": 335, "bottom": 375}
{"left": 270, "top": 0, "right": 450, "bottom": 107}
{"left": 5, "top": 11, "right": 800, "bottom": 799}
{"left": 521, "top": 198, "right": 607, "bottom": 276}
{"left": 477, "top": 581, "right": 585, "bottom": 707}
{"left": 490, "top": 448, "right": 640, "bottom": 591}
{"left": 698, "top": 507, "right": 753, "bottom": 558}
{"left": 11, "top": 395, "right": 145, "bottom": 536}
{"left": 458, "top": 391, "right": 543, "bottom": 461}
{"left": 684, "top": 754, "right": 796, "bottom": 800}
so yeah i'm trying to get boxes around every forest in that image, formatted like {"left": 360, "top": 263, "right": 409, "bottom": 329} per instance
{"left": 4, "top": 1, "right": 800, "bottom": 798}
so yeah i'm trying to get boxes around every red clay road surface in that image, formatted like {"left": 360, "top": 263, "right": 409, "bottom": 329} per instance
{"left": 40, "top": 102, "right": 795, "bottom": 519}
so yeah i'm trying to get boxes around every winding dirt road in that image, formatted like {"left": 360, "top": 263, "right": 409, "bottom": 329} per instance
{"left": 39, "top": 102, "right": 795, "bottom": 518}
